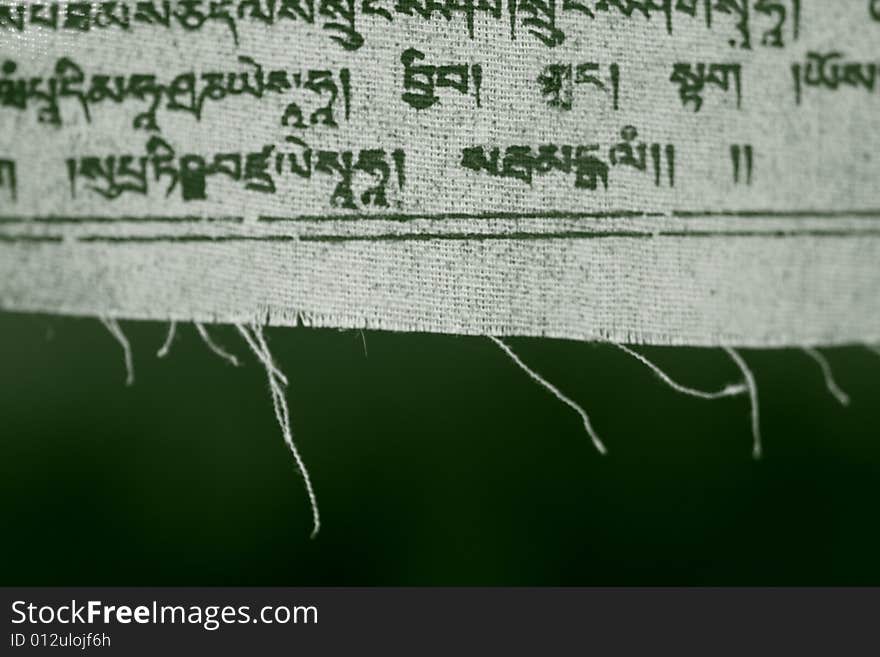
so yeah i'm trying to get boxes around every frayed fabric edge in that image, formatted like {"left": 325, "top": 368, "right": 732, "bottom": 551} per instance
{"left": 7, "top": 300, "right": 877, "bottom": 349}
{"left": 88, "top": 318, "right": 866, "bottom": 535}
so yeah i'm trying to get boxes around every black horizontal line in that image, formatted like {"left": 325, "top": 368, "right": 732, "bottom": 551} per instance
{"left": 1, "top": 210, "right": 878, "bottom": 226}
{"left": 259, "top": 209, "right": 880, "bottom": 223}
{"left": 259, "top": 210, "right": 667, "bottom": 222}
{"left": 0, "top": 234, "right": 63, "bottom": 243}
{"left": 299, "top": 229, "right": 880, "bottom": 243}
{"left": 0, "top": 215, "right": 244, "bottom": 225}
{"left": 299, "top": 231, "right": 676, "bottom": 242}
{"left": 673, "top": 209, "right": 880, "bottom": 219}
{"left": 70, "top": 229, "right": 880, "bottom": 245}
{"left": 78, "top": 235, "right": 298, "bottom": 243}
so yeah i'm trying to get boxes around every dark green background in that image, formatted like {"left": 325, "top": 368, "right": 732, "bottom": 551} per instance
{"left": 2, "top": 312, "right": 878, "bottom": 584}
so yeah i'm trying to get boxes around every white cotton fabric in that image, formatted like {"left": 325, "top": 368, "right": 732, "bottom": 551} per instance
{"left": 1, "top": 2, "right": 878, "bottom": 347}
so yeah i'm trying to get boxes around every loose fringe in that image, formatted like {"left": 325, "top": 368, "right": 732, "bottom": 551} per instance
{"left": 95, "top": 320, "right": 867, "bottom": 533}
{"left": 100, "top": 317, "right": 134, "bottom": 386}
{"left": 723, "top": 347, "right": 762, "bottom": 460}
{"left": 195, "top": 323, "right": 240, "bottom": 367}
{"left": 612, "top": 343, "right": 747, "bottom": 400}
{"left": 236, "top": 324, "right": 320, "bottom": 538}
{"left": 157, "top": 321, "right": 177, "bottom": 358}
{"left": 803, "top": 348, "right": 850, "bottom": 407}
{"left": 489, "top": 336, "right": 607, "bottom": 455}
{"left": 242, "top": 323, "right": 289, "bottom": 386}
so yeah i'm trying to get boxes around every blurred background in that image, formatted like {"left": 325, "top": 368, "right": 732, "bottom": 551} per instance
{"left": 2, "top": 311, "right": 879, "bottom": 585}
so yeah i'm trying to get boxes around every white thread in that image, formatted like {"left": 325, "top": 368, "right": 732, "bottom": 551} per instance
{"left": 236, "top": 323, "right": 289, "bottom": 386}
{"left": 723, "top": 347, "right": 762, "bottom": 460}
{"left": 100, "top": 317, "right": 134, "bottom": 387}
{"left": 236, "top": 324, "right": 320, "bottom": 538}
{"left": 489, "top": 336, "right": 607, "bottom": 455}
{"left": 157, "top": 321, "right": 177, "bottom": 358}
{"left": 613, "top": 343, "right": 747, "bottom": 400}
{"left": 803, "top": 348, "right": 850, "bottom": 407}
{"left": 360, "top": 330, "right": 368, "bottom": 358}
{"left": 246, "top": 323, "right": 290, "bottom": 386}
{"left": 195, "top": 322, "right": 240, "bottom": 367}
